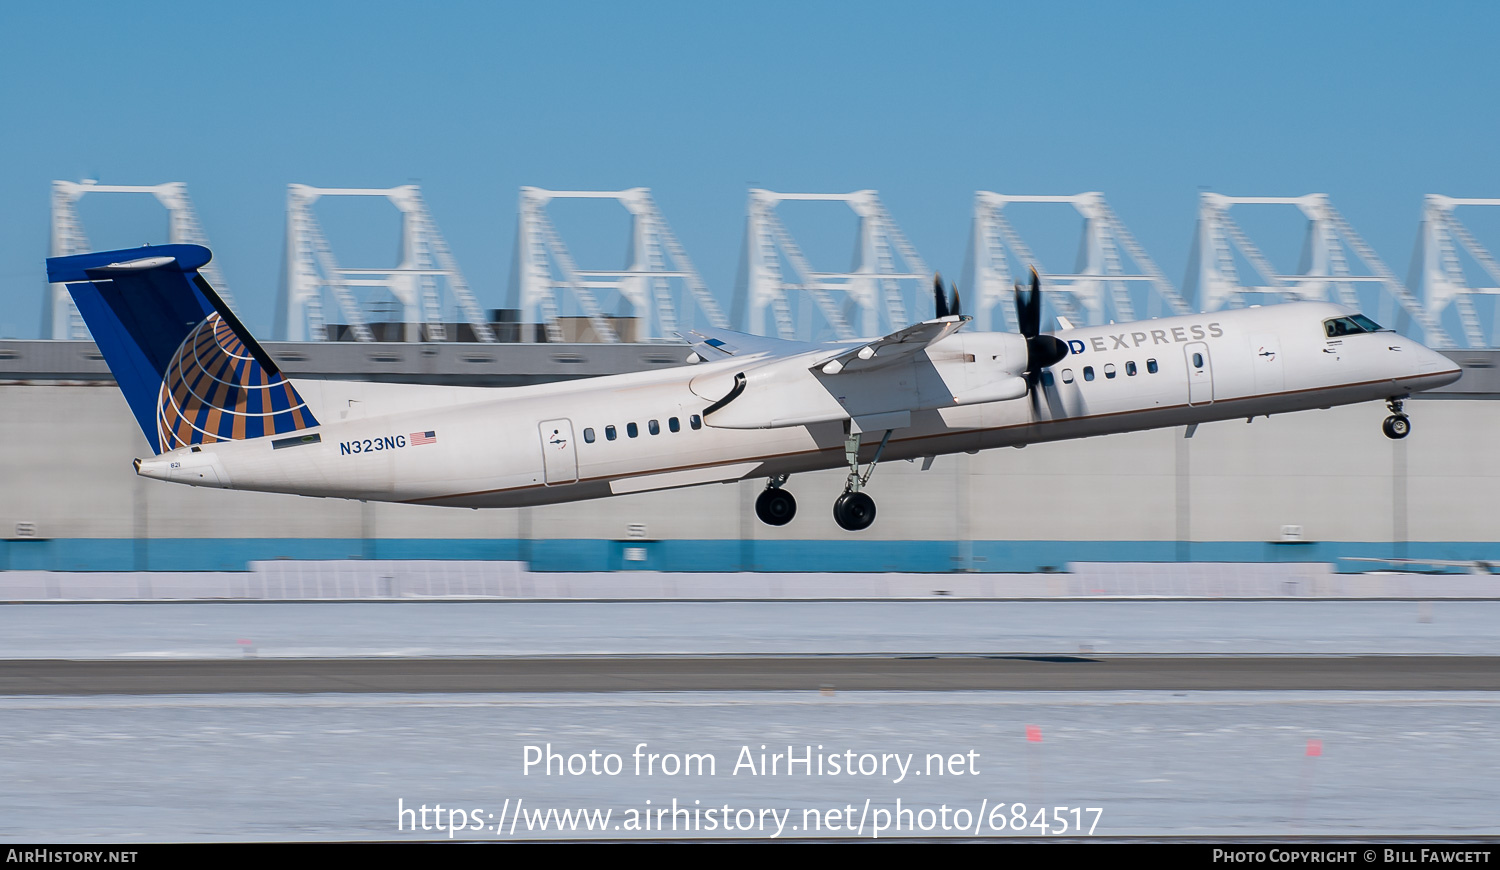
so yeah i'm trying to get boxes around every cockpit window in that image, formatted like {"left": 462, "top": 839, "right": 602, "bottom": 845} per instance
{"left": 1324, "top": 315, "right": 1385, "bottom": 338}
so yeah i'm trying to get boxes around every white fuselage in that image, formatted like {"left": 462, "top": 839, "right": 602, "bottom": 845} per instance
{"left": 136, "top": 302, "right": 1462, "bottom": 509}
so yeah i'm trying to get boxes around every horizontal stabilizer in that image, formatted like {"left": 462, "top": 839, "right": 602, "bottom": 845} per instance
{"left": 681, "top": 325, "right": 822, "bottom": 361}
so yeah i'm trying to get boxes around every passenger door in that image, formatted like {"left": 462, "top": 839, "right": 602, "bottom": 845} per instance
{"left": 1185, "top": 342, "right": 1214, "bottom": 405}
{"left": 538, "top": 419, "right": 578, "bottom": 485}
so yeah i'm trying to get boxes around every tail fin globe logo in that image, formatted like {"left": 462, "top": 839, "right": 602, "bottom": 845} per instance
{"left": 45, "top": 244, "right": 318, "bottom": 454}
{"left": 157, "top": 313, "right": 317, "bottom": 449}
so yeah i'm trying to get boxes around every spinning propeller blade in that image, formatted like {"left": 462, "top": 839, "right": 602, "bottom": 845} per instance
{"left": 1014, "top": 266, "right": 1068, "bottom": 414}
{"left": 933, "top": 274, "right": 962, "bottom": 320}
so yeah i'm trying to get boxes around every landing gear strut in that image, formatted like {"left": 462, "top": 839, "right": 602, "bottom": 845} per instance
{"left": 1382, "top": 397, "right": 1410, "bottom": 440}
{"left": 755, "top": 475, "right": 796, "bottom": 526}
{"left": 833, "top": 426, "right": 892, "bottom": 532}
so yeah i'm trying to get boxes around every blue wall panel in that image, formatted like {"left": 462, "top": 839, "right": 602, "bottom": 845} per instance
{"left": 3, "top": 537, "right": 1498, "bottom": 573}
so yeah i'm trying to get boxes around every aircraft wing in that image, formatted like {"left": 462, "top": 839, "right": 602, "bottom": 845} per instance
{"left": 813, "top": 315, "right": 969, "bottom": 375}
{"left": 690, "top": 314, "right": 996, "bottom": 430}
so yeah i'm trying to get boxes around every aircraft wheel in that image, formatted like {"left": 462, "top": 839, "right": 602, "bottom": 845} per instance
{"left": 1382, "top": 414, "right": 1411, "bottom": 440}
{"left": 833, "top": 491, "right": 876, "bottom": 532}
{"left": 755, "top": 488, "right": 797, "bottom": 526}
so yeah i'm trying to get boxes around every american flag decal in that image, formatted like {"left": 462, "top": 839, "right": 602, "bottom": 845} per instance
{"left": 410, "top": 430, "right": 437, "bottom": 445}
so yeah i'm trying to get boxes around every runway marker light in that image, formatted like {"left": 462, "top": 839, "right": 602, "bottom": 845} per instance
{"left": 1026, "top": 725, "right": 1042, "bottom": 742}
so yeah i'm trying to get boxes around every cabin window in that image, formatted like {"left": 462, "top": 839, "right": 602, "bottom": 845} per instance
{"left": 690, "top": 415, "right": 702, "bottom": 430}
{"left": 1041, "top": 371, "right": 1055, "bottom": 387}
{"left": 1104, "top": 363, "right": 1117, "bottom": 379}
{"left": 1192, "top": 352, "right": 1204, "bottom": 368}
{"left": 1126, "top": 361, "right": 1137, "bottom": 376}
{"left": 669, "top": 417, "right": 681, "bottom": 433}
{"left": 583, "top": 428, "right": 595, "bottom": 443}
{"left": 1083, "top": 366, "right": 1095, "bottom": 381}
{"left": 648, "top": 419, "right": 660, "bottom": 435}
{"left": 627, "top": 422, "right": 639, "bottom": 438}
{"left": 605, "top": 425, "right": 617, "bottom": 441}
{"left": 1061, "top": 368, "right": 1075, "bottom": 384}
{"left": 1147, "top": 358, "right": 1159, "bottom": 374}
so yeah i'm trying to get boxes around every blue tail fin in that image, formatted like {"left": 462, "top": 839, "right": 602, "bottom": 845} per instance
{"left": 46, "top": 245, "right": 319, "bottom": 454}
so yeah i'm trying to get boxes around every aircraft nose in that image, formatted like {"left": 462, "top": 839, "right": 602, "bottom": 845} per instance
{"left": 1418, "top": 345, "right": 1462, "bottom": 388}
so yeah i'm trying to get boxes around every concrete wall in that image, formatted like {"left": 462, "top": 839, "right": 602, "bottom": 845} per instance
{"left": 5, "top": 562, "right": 1497, "bottom": 600}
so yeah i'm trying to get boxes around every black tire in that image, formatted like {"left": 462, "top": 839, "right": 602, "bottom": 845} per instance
{"left": 1383, "top": 414, "right": 1411, "bottom": 440}
{"left": 755, "top": 488, "right": 797, "bottom": 526}
{"left": 833, "top": 491, "right": 877, "bottom": 532}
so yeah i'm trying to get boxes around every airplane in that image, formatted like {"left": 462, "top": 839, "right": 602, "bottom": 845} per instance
{"left": 47, "top": 243, "right": 1462, "bottom": 532}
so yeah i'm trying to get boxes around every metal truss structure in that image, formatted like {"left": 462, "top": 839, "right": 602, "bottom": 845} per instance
{"left": 278, "top": 184, "right": 492, "bottom": 343}
{"left": 38, "top": 183, "right": 1500, "bottom": 348}
{"left": 1413, "top": 195, "right": 1500, "bottom": 348}
{"left": 1186, "top": 193, "right": 1451, "bottom": 346}
{"left": 514, "top": 187, "right": 726, "bottom": 343}
{"left": 965, "top": 192, "right": 1188, "bottom": 332}
{"left": 47, "top": 180, "right": 234, "bottom": 340}
{"left": 734, "top": 189, "right": 929, "bottom": 341}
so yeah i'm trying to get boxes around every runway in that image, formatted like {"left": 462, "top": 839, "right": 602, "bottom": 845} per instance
{"left": 4, "top": 655, "right": 1499, "bottom": 694}
{"left": 4, "top": 602, "right": 1497, "bottom": 839}
{"left": 5, "top": 689, "right": 1500, "bottom": 840}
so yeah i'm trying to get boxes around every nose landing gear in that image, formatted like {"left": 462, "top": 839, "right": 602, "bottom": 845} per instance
{"left": 755, "top": 475, "right": 797, "bottom": 526}
{"left": 1382, "top": 397, "right": 1411, "bottom": 440}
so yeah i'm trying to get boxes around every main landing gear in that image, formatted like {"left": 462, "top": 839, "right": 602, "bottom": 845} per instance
{"left": 1382, "top": 397, "right": 1411, "bottom": 440}
{"left": 752, "top": 427, "right": 894, "bottom": 532}
{"left": 833, "top": 426, "right": 892, "bottom": 532}
{"left": 755, "top": 475, "right": 797, "bottom": 526}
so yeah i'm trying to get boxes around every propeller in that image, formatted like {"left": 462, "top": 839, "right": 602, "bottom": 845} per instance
{"left": 1015, "top": 266, "right": 1068, "bottom": 412}
{"left": 933, "top": 273, "right": 962, "bottom": 319}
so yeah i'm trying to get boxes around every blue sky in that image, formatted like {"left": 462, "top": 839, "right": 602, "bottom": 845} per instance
{"left": 1, "top": 1, "right": 1496, "bottom": 339}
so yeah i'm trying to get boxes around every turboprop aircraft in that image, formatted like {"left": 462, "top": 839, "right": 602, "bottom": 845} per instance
{"left": 48, "top": 244, "right": 1462, "bottom": 532}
